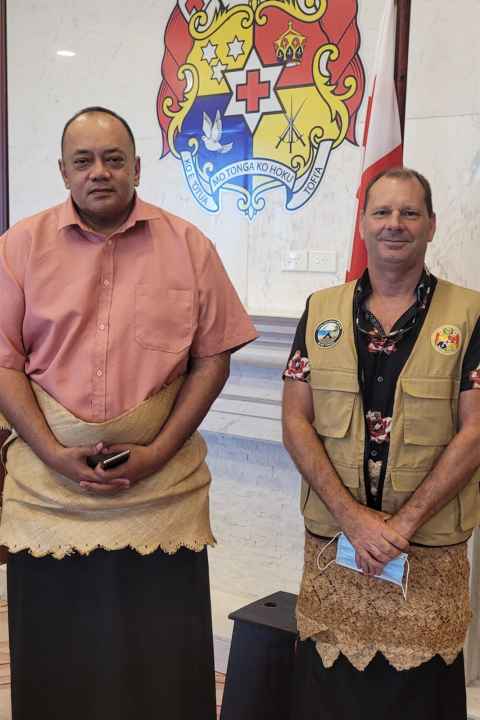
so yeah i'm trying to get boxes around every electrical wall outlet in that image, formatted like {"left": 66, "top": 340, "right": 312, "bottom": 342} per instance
{"left": 282, "top": 250, "right": 308, "bottom": 272}
{"left": 308, "top": 250, "right": 336, "bottom": 273}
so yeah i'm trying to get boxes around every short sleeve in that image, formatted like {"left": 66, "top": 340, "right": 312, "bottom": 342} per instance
{"left": 0, "top": 230, "right": 28, "bottom": 371}
{"left": 461, "top": 316, "right": 480, "bottom": 391}
{"left": 189, "top": 239, "right": 257, "bottom": 358}
{"left": 282, "top": 296, "right": 311, "bottom": 382}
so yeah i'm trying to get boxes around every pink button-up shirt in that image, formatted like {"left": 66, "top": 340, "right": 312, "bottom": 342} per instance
{"left": 0, "top": 196, "right": 257, "bottom": 421}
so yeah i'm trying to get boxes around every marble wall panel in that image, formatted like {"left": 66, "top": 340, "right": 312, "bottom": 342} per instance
{"left": 405, "top": 112, "right": 480, "bottom": 291}
{"left": 407, "top": 0, "right": 480, "bottom": 120}
{"left": 403, "top": 1, "right": 480, "bottom": 292}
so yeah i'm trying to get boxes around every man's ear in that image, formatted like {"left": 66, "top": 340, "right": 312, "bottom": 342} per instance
{"left": 134, "top": 156, "right": 141, "bottom": 187}
{"left": 428, "top": 212, "right": 436, "bottom": 244}
{"left": 58, "top": 159, "right": 70, "bottom": 189}
{"left": 359, "top": 209, "right": 365, "bottom": 240}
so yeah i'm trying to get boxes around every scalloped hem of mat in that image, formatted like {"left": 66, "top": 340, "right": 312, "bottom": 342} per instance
{"left": 1, "top": 535, "right": 217, "bottom": 560}
{"left": 296, "top": 609, "right": 464, "bottom": 672}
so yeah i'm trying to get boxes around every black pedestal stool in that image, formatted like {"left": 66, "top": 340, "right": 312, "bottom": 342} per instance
{"left": 220, "top": 591, "right": 298, "bottom": 720}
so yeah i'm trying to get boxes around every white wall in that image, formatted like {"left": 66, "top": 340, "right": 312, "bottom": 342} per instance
{"left": 405, "top": 0, "right": 480, "bottom": 290}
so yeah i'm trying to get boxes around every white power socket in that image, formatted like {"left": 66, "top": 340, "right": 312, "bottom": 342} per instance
{"left": 282, "top": 250, "right": 308, "bottom": 272}
{"left": 308, "top": 250, "right": 336, "bottom": 273}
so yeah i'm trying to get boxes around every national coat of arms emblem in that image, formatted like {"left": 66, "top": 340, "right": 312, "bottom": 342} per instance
{"left": 157, "top": 0, "right": 365, "bottom": 219}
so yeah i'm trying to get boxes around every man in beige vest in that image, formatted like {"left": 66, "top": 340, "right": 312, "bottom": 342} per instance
{"left": 282, "top": 167, "right": 480, "bottom": 720}
{"left": 0, "top": 106, "right": 257, "bottom": 720}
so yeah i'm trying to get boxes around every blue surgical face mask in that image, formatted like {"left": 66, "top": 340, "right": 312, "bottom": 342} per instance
{"left": 317, "top": 532, "right": 410, "bottom": 600}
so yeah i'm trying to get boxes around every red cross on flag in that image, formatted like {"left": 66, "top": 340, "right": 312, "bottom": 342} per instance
{"left": 345, "top": 0, "right": 403, "bottom": 281}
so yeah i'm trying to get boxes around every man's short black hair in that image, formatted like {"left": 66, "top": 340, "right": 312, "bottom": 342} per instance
{"left": 61, "top": 106, "right": 136, "bottom": 155}
{"left": 363, "top": 167, "right": 434, "bottom": 217}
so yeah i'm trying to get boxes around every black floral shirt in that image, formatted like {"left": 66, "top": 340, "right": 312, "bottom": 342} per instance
{"left": 284, "top": 270, "right": 480, "bottom": 510}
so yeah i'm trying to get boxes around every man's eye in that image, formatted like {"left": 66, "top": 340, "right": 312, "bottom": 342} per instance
{"left": 402, "top": 210, "right": 420, "bottom": 218}
{"left": 107, "top": 157, "right": 124, "bottom": 165}
{"left": 373, "top": 209, "right": 388, "bottom": 217}
{"left": 73, "top": 158, "right": 89, "bottom": 167}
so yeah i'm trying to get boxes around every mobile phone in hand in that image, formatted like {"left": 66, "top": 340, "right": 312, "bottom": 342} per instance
{"left": 86, "top": 450, "right": 131, "bottom": 470}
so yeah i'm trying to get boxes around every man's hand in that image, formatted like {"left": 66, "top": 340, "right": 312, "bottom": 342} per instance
{"left": 48, "top": 442, "right": 130, "bottom": 493}
{"left": 340, "top": 505, "right": 410, "bottom": 576}
{"left": 79, "top": 443, "right": 158, "bottom": 494}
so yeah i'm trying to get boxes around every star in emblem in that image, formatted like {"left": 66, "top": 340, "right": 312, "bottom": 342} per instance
{"left": 224, "top": 49, "right": 283, "bottom": 134}
{"left": 211, "top": 61, "right": 227, "bottom": 84}
{"left": 201, "top": 41, "right": 218, "bottom": 65}
{"left": 227, "top": 36, "right": 245, "bottom": 62}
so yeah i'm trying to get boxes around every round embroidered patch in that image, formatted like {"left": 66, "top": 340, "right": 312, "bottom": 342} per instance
{"left": 314, "top": 319, "right": 343, "bottom": 348}
{"left": 431, "top": 325, "right": 462, "bottom": 355}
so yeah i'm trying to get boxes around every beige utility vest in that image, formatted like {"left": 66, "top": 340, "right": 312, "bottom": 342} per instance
{"left": 303, "top": 278, "right": 480, "bottom": 546}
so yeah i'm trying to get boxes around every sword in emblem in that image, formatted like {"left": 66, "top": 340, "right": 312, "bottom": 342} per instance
{"left": 276, "top": 98, "right": 307, "bottom": 153}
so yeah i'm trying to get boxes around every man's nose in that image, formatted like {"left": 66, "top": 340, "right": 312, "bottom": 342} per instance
{"left": 89, "top": 158, "right": 110, "bottom": 179}
{"left": 386, "top": 210, "right": 402, "bottom": 228}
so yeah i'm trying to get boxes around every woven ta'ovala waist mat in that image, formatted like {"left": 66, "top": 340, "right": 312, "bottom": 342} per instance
{"left": 0, "top": 377, "right": 215, "bottom": 559}
{"left": 296, "top": 530, "right": 471, "bottom": 671}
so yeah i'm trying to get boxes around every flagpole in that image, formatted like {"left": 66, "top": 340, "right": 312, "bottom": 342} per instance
{"left": 394, "top": 0, "right": 411, "bottom": 141}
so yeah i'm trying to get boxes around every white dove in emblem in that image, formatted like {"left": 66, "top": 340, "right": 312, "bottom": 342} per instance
{"left": 202, "top": 110, "right": 233, "bottom": 154}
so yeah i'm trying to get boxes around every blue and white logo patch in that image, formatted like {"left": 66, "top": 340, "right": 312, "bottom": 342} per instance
{"left": 314, "top": 319, "right": 343, "bottom": 348}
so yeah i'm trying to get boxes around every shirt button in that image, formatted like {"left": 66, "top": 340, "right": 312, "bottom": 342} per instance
{"left": 96, "top": 369, "right": 103, "bottom": 377}
{"left": 103, "top": 279, "right": 110, "bottom": 287}
{"left": 371, "top": 450, "right": 378, "bottom": 458}
{"left": 99, "top": 323, "right": 106, "bottom": 331}
{"left": 377, "top": 376, "right": 384, "bottom": 383}
{"left": 107, "top": 240, "right": 113, "bottom": 246}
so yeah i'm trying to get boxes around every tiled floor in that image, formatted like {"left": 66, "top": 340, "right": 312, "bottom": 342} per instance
{"left": 0, "top": 602, "right": 225, "bottom": 720}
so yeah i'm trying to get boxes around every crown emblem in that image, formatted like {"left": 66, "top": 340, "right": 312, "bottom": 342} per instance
{"left": 275, "top": 22, "right": 306, "bottom": 66}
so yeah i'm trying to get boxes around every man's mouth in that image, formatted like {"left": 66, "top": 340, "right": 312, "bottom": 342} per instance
{"left": 89, "top": 188, "right": 114, "bottom": 195}
{"left": 379, "top": 235, "right": 411, "bottom": 244}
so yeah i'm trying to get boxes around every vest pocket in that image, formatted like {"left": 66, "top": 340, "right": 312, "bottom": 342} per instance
{"left": 391, "top": 469, "right": 460, "bottom": 534}
{"left": 402, "top": 378, "right": 457, "bottom": 447}
{"left": 301, "top": 466, "right": 360, "bottom": 517}
{"left": 310, "top": 369, "right": 359, "bottom": 438}
{"left": 390, "top": 468, "right": 427, "bottom": 492}
{"left": 459, "top": 477, "right": 480, "bottom": 531}
{"left": 391, "top": 469, "right": 480, "bottom": 537}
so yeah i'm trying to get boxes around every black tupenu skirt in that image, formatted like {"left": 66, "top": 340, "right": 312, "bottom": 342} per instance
{"left": 291, "top": 639, "right": 467, "bottom": 720}
{"left": 7, "top": 546, "right": 217, "bottom": 720}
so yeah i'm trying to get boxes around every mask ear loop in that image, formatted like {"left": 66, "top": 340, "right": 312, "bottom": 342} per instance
{"left": 401, "top": 558, "right": 410, "bottom": 601}
{"left": 316, "top": 532, "right": 341, "bottom": 573}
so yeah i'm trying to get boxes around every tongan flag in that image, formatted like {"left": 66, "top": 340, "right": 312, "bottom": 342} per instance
{"left": 345, "top": 0, "right": 402, "bottom": 281}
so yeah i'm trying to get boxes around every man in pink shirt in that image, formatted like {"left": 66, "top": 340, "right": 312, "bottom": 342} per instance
{"left": 0, "top": 106, "right": 257, "bottom": 720}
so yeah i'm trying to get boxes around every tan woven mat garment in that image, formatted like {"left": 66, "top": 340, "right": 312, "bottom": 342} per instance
{"left": 296, "top": 530, "right": 471, "bottom": 671}
{"left": 0, "top": 377, "right": 215, "bottom": 559}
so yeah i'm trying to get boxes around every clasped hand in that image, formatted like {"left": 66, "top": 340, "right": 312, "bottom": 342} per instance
{"left": 48, "top": 442, "right": 159, "bottom": 494}
{"left": 341, "top": 505, "right": 411, "bottom": 576}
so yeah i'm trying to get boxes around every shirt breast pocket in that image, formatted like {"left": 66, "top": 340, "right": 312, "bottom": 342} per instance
{"left": 135, "top": 285, "right": 194, "bottom": 353}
